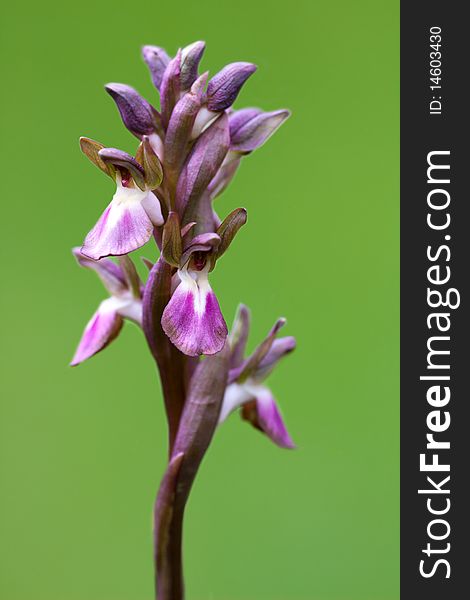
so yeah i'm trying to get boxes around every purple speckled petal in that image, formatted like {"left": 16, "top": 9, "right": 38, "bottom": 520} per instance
{"left": 161, "top": 269, "right": 227, "bottom": 356}
{"left": 206, "top": 62, "right": 257, "bottom": 111}
{"left": 142, "top": 45, "right": 171, "bottom": 90}
{"left": 105, "top": 83, "right": 157, "bottom": 137}
{"left": 70, "top": 299, "right": 123, "bottom": 366}
{"left": 230, "top": 109, "right": 290, "bottom": 152}
{"left": 81, "top": 187, "right": 158, "bottom": 260}
{"left": 72, "top": 248, "right": 127, "bottom": 296}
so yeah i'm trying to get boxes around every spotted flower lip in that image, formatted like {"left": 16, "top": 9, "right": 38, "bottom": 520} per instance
{"left": 218, "top": 305, "right": 296, "bottom": 449}
{"left": 161, "top": 234, "right": 228, "bottom": 357}
{"left": 79, "top": 141, "right": 164, "bottom": 260}
{"left": 70, "top": 249, "right": 142, "bottom": 366}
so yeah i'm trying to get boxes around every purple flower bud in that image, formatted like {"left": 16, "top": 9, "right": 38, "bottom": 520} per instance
{"left": 164, "top": 73, "right": 207, "bottom": 184}
{"left": 160, "top": 50, "right": 181, "bottom": 127}
{"left": 176, "top": 112, "right": 230, "bottom": 216}
{"left": 142, "top": 45, "right": 171, "bottom": 90}
{"left": 206, "top": 62, "right": 257, "bottom": 111}
{"left": 180, "top": 41, "right": 206, "bottom": 91}
{"left": 105, "top": 83, "right": 157, "bottom": 137}
{"left": 229, "top": 108, "right": 290, "bottom": 152}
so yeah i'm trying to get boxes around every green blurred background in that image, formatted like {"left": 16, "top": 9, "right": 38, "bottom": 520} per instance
{"left": 0, "top": 0, "right": 399, "bottom": 598}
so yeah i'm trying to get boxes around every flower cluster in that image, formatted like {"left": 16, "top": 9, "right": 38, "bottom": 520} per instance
{"left": 72, "top": 40, "right": 295, "bottom": 449}
{"left": 72, "top": 41, "right": 296, "bottom": 599}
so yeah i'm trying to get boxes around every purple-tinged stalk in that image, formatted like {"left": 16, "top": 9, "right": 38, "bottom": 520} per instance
{"left": 71, "top": 41, "right": 294, "bottom": 600}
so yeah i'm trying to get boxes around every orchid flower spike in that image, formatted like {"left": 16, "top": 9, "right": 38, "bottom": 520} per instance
{"left": 218, "top": 305, "right": 296, "bottom": 449}
{"left": 70, "top": 249, "right": 143, "bottom": 366}
{"left": 79, "top": 138, "right": 164, "bottom": 260}
{"left": 73, "top": 39, "right": 295, "bottom": 600}
{"left": 160, "top": 209, "right": 247, "bottom": 356}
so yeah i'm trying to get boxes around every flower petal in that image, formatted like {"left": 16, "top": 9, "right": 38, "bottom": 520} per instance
{"left": 70, "top": 299, "right": 123, "bottom": 366}
{"left": 214, "top": 207, "right": 247, "bottom": 261}
{"left": 105, "top": 83, "right": 157, "bottom": 137}
{"left": 161, "top": 269, "right": 227, "bottom": 356}
{"left": 254, "top": 336, "right": 296, "bottom": 381}
{"left": 207, "top": 151, "right": 241, "bottom": 200}
{"left": 242, "top": 387, "right": 295, "bottom": 449}
{"left": 160, "top": 50, "right": 181, "bottom": 126}
{"left": 230, "top": 109, "right": 290, "bottom": 152}
{"left": 180, "top": 232, "right": 220, "bottom": 266}
{"left": 98, "top": 148, "right": 146, "bottom": 191}
{"left": 218, "top": 382, "right": 252, "bottom": 423}
{"left": 81, "top": 187, "right": 158, "bottom": 260}
{"left": 72, "top": 248, "right": 127, "bottom": 296}
{"left": 142, "top": 45, "right": 171, "bottom": 91}
{"left": 228, "top": 304, "right": 251, "bottom": 368}
{"left": 175, "top": 112, "right": 230, "bottom": 216}
{"left": 206, "top": 62, "right": 257, "bottom": 111}
{"left": 164, "top": 74, "right": 207, "bottom": 180}
{"left": 229, "top": 107, "right": 262, "bottom": 136}
{"left": 141, "top": 191, "right": 164, "bottom": 226}
{"left": 235, "top": 317, "right": 287, "bottom": 381}
{"left": 180, "top": 40, "right": 206, "bottom": 91}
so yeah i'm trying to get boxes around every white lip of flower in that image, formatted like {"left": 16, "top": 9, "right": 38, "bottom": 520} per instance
{"left": 113, "top": 173, "right": 164, "bottom": 224}
{"left": 113, "top": 179, "right": 149, "bottom": 204}
{"left": 177, "top": 262, "right": 211, "bottom": 317}
{"left": 218, "top": 380, "right": 266, "bottom": 423}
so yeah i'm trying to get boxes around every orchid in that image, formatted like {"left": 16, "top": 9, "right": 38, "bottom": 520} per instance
{"left": 80, "top": 139, "right": 164, "bottom": 260}
{"left": 71, "top": 40, "right": 295, "bottom": 600}
{"left": 219, "top": 305, "right": 296, "bottom": 449}
{"left": 70, "top": 249, "right": 142, "bottom": 366}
